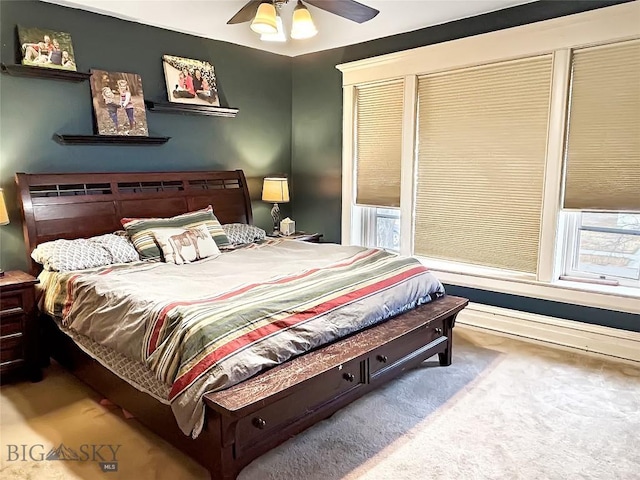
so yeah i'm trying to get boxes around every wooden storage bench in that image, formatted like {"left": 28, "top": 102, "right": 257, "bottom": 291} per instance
{"left": 203, "top": 295, "right": 468, "bottom": 478}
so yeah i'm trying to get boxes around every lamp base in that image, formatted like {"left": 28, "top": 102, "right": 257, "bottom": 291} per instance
{"left": 270, "top": 203, "right": 281, "bottom": 235}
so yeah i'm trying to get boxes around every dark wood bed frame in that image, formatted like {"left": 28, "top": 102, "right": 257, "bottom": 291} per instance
{"left": 16, "top": 170, "right": 468, "bottom": 480}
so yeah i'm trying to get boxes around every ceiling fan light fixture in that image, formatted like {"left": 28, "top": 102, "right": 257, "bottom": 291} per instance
{"left": 250, "top": 1, "right": 278, "bottom": 35}
{"left": 290, "top": 1, "right": 317, "bottom": 39}
{"left": 260, "top": 14, "right": 287, "bottom": 42}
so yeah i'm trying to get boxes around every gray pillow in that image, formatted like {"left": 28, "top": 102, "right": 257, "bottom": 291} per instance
{"left": 31, "top": 239, "right": 113, "bottom": 271}
{"left": 90, "top": 233, "right": 140, "bottom": 264}
{"left": 222, "top": 223, "right": 267, "bottom": 245}
{"left": 31, "top": 233, "right": 140, "bottom": 271}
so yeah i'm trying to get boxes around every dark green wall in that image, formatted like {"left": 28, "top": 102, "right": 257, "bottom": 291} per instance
{"left": 0, "top": 0, "right": 292, "bottom": 272}
{"left": 290, "top": 0, "right": 639, "bottom": 331}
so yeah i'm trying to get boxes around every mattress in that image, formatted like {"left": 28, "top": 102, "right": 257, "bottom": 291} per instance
{"left": 53, "top": 318, "right": 170, "bottom": 403}
{"left": 39, "top": 239, "right": 445, "bottom": 437}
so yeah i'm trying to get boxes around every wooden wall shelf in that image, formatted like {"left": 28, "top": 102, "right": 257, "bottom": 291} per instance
{"left": 145, "top": 100, "right": 239, "bottom": 118}
{"left": 1, "top": 63, "right": 91, "bottom": 82}
{"left": 53, "top": 134, "right": 171, "bottom": 146}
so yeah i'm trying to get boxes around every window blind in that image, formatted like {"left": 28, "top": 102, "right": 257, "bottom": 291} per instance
{"left": 355, "top": 80, "right": 404, "bottom": 207}
{"left": 563, "top": 40, "right": 640, "bottom": 212}
{"left": 414, "top": 56, "right": 553, "bottom": 274}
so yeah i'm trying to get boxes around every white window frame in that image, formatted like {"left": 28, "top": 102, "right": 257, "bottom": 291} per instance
{"left": 337, "top": 2, "right": 640, "bottom": 315}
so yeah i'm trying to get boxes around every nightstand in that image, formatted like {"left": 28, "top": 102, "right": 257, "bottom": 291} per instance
{"left": 0, "top": 271, "right": 40, "bottom": 383}
{"left": 283, "top": 232, "right": 323, "bottom": 243}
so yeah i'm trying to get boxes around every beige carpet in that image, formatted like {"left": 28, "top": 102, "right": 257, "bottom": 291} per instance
{"left": 1, "top": 328, "right": 639, "bottom": 480}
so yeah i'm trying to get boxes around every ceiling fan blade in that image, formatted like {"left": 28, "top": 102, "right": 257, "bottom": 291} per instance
{"left": 305, "top": 0, "right": 379, "bottom": 23}
{"left": 227, "top": 0, "right": 263, "bottom": 25}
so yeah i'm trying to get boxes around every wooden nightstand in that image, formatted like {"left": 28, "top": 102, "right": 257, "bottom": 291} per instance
{"left": 283, "top": 232, "right": 323, "bottom": 243}
{"left": 0, "top": 271, "right": 40, "bottom": 383}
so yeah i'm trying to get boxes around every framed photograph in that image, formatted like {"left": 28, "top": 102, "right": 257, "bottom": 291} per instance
{"left": 89, "top": 70, "right": 149, "bottom": 136}
{"left": 162, "top": 55, "right": 220, "bottom": 107}
{"left": 18, "top": 26, "right": 77, "bottom": 71}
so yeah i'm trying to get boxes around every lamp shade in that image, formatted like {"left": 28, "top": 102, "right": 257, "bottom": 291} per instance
{"left": 291, "top": 1, "right": 317, "bottom": 39}
{"left": 251, "top": 2, "right": 278, "bottom": 35}
{"left": 0, "top": 189, "right": 9, "bottom": 225}
{"left": 262, "top": 177, "right": 290, "bottom": 203}
{"left": 261, "top": 14, "right": 287, "bottom": 42}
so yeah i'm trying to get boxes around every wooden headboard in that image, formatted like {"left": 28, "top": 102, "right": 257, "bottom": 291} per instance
{"left": 16, "top": 170, "right": 253, "bottom": 274}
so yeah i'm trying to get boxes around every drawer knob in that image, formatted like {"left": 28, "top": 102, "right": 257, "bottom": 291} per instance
{"left": 252, "top": 417, "right": 267, "bottom": 430}
{"left": 376, "top": 354, "right": 388, "bottom": 363}
{"left": 435, "top": 327, "right": 443, "bottom": 334}
{"left": 343, "top": 372, "right": 355, "bottom": 382}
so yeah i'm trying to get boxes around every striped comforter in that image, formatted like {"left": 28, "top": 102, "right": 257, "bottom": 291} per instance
{"left": 39, "top": 240, "right": 444, "bottom": 437}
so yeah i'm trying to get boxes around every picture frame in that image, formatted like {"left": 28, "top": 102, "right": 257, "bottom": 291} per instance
{"left": 89, "top": 69, "right": 149, "bottom": 137}
{"left": 18, "top": 25, "right": 77, "bottom": 71}
{"left": 162, "top": 55, "right": 220, "bottom": 107}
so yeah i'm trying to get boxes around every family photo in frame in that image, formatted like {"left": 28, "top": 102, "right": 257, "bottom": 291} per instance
{"left": 89, "top": 69, "right": 149, "bottom": 136}
{"left": 162, "top": 54, "right": 220, "bottom": 107}
{"left": 18, "top": 25, "right": 77, "bottom": 71}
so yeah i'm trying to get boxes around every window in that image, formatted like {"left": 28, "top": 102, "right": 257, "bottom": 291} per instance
{"left": 350, "top": 80, "right": 403, "bottom": 252}
{"left": 558, "top": 39, "right": 640, "bottom": 289}
{"left": 374, "top": 208, "right": 400, "bottom": 252}
{"left": 356, "top": 206, "right": 400, "bottom": 252}
{"left": 562, "top": 212, "right": 640, "bottom": 287}
{"left": 338, "top": 3, "right": 640, "bottom": 310}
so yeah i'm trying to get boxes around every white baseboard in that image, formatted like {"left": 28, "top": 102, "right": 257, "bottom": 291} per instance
{"left": 457, "top": 303, "right": 640, "bottom": 364}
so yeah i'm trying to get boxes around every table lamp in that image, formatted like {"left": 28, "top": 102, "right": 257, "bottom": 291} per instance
{"left": 0, "top": 188, "right": 9, "bottom": 277}
{"left": 262, "top": 177, "right": 289, "bottom": 235}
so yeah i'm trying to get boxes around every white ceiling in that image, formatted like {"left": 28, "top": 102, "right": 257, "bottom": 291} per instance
{"left": 44, "top": 0, "right": 534, "bottom": 57}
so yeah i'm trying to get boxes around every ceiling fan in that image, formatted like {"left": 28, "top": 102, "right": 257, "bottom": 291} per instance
{"left": 228, "top": 0, "right": 380, "bottom": 41}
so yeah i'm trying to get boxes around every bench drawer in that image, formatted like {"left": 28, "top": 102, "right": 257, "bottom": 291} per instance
{"left": 369, "top": 318, "right": 445, "bottom": 379}
{"left": 235, "top": 357, "right": 363, "bottom": 454}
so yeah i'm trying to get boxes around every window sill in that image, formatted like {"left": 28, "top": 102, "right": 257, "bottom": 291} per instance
{"left": 553, "top": 279, "right": 639, "bottom": 301}
{"left": 417, "top": 256, "right": 640, "bottom": 315}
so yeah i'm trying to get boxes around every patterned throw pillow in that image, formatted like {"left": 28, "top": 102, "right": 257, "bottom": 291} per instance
{"left": 31, "top": 233, "right": 141, "bottom": 271}
{"left": 121, "top": 206, "right": 231, "bottom": 260}
{"left": 151, "top": 225, "right": 220, "bottom": 265}
{"left": 222, "top": 223, "right": 267, "bottom": 245}
{"left": 32, "top": 239, "right": 113, "bottom": 271}
{"left": 90, "top": 233, "right": 140, "bottom": 263}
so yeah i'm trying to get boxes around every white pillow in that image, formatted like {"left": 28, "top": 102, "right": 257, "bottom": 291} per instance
{"left": 151, "top": 225, "right": 220, "bottom": 265}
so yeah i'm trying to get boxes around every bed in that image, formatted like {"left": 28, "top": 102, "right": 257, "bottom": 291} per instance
{"left": 16, "top": 170, "right": 468, "bottom": 479}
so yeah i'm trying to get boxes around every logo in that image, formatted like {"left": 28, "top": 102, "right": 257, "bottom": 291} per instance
{"left": 6, "top": 443, "right": 121, "bottom": 473}
{"left": 46, "top": 443, "right": 81, "bottom": 461}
